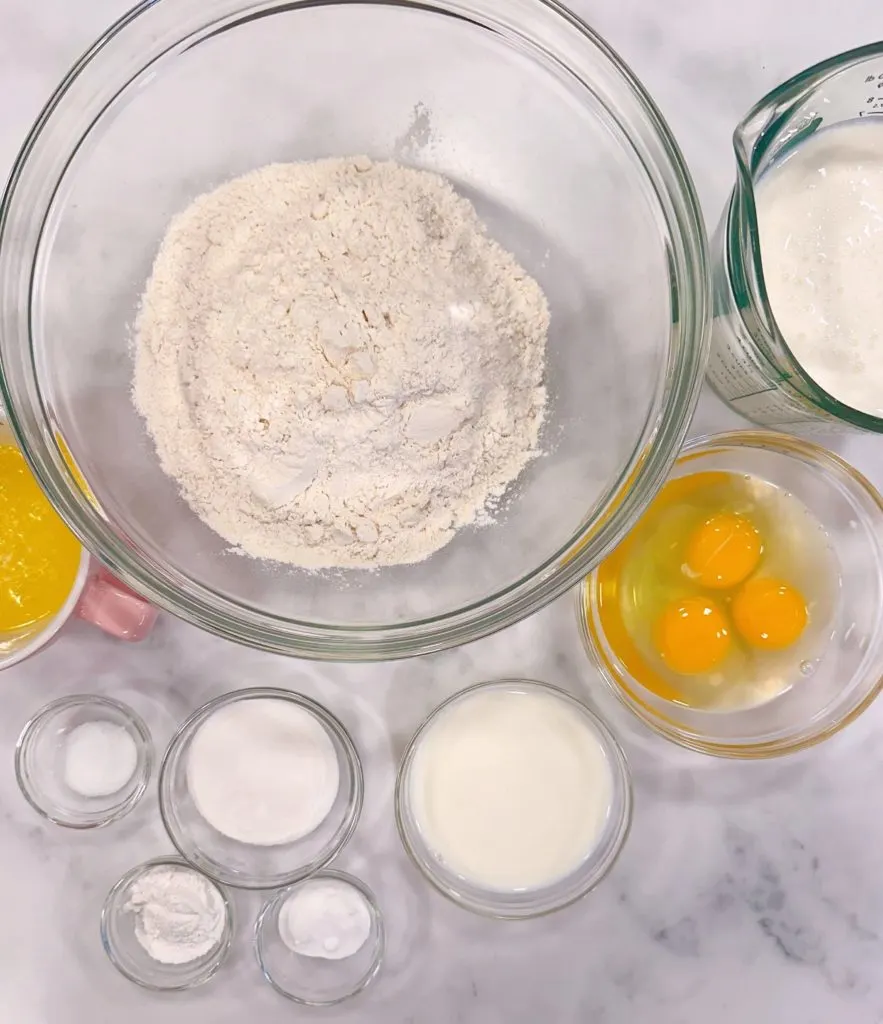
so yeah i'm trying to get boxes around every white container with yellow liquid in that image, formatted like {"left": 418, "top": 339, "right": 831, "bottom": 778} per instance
{"left": 0, "top": 421, "right": 155, "bottom": 670}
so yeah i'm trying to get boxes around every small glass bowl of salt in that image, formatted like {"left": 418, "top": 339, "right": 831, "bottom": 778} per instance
{"left": 15, "top": 694, "right": 152, "bottom": 828}
{"left": 255, "top": 870, "right": 384, "bottom": 1006}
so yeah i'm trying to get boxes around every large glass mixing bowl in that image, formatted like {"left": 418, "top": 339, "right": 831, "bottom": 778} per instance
{"left": 0, "top": 0, "right": 709, "bottom": 659}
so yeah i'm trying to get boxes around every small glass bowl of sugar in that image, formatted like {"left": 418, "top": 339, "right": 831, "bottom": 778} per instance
{"left": 159, "top": 688, "right": 363, "bottom": 889}
{"left": 255, "top": 870, "right": 384, "bottom": 1005}
{"left": 15, "top": 694, "right": 153, "bottom": 828}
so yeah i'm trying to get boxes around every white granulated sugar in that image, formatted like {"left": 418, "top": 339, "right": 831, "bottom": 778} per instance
{"left": 186, "top": 698, "right": 340, "bottom": 847}
{"left": 133, "top": 157, "right": 549, "bottom": 569}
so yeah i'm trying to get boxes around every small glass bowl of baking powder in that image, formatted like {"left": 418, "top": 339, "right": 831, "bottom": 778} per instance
{"left": 255, "top": 870, "right": 384, "bottom": 1006}
{"left": 101, "top": 855, "right": 233, "bottom": 990}
{"left": 159, "top": 688, "right": 363, "bottom": 889}
{"left": 15, "top": 694, "right": 153, "bottom": 828}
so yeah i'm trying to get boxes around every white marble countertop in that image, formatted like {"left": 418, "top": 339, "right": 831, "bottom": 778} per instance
{"left": 3, "top": 0, "right": 883, "bottom": 1021}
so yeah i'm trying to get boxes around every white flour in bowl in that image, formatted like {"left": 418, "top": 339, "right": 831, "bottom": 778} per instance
{"left": 133, "top": 157, "right": 549, "bottom": 569}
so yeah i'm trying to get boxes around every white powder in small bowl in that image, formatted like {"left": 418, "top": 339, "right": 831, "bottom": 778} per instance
{"left": 278, "top": 878, "right": 372, "bottom": 960}
{"left": 64, "top": 721, "right": 138, "bottom": 798}
{"left": 186, "top": 698, "right": 340, "bottom": 846}
{"left": 125, "top": 864, "right": 227, "bottom": 965}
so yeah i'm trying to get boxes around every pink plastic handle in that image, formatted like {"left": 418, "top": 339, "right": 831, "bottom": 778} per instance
{"left": 75, "top": 567, "right": 158, "bottom": 642}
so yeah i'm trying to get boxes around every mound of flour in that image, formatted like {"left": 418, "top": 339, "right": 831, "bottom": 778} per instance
{"left": 133, "top": 157, "right": 549, "bottom": 569}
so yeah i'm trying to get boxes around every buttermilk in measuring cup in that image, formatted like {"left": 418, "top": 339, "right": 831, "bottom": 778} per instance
{"left": 756, "top": 120, "right": 883, "bottom": 417}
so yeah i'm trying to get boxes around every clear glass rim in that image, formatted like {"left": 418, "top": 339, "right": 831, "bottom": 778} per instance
{"left": 158, "top": 687, "right": 364, "bottom": 888}
{"left": 254, "top": 869, "right": 385, "bottom": 1006}
{"left": 394, "top": 678, "right": 633, "bottom": 919}
{"left": 729, "top": 41, "right": 883, "bottom": 432}
{"left": 0, "top": 0, "right": 710, "bottom": 660}
{"left": 14, "top": 693, "right": 153, "bottom": 828}
{"left": 100, "top": 854, "right": 234, "bottom": 991}
{"left": 580, "top": 429, "right": 883, "bottom": 758}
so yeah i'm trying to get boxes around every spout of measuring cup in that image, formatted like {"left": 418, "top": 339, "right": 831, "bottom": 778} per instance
{"left": 732, "top": 42, "right": 883, "bottom": 187}
{"left": 732, "top": 107, "right": 770, "bottom": 186}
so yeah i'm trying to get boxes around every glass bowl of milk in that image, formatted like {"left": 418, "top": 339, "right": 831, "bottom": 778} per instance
{"left": 395, "top": 679, "right": 632, "bottom": 919}
{"left": 708, "top": 41, "right": 883, "bottom": 433}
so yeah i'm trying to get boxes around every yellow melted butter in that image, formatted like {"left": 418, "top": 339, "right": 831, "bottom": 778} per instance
{"left": 0, "top": 444, "right": 81, "bottom": 632}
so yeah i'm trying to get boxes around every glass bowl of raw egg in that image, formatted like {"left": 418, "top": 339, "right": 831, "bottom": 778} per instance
{"left": 579, "top": 430, "right": 883, "bottom": 758}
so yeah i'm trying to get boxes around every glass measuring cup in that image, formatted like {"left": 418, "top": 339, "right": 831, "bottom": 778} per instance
{"left": 707, "top": 42, "right": 883, "bottom": 434}
{"left": 0, "top": 421, "right": 156, "bottom": 670}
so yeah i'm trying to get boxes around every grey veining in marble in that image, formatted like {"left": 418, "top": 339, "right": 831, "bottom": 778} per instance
{"left": 3, "top": 0, "right": 883, "bottom": 1021}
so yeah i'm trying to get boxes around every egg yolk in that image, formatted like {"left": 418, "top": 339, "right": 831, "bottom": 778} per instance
{"left": 732, "top": 577, "right": 807, "bottom": 650}
{"left": 654, "top": 596, "right": 731, "bottom": 675}
{"left": 684, "top": 513, "right": 762, "bottom": 589}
